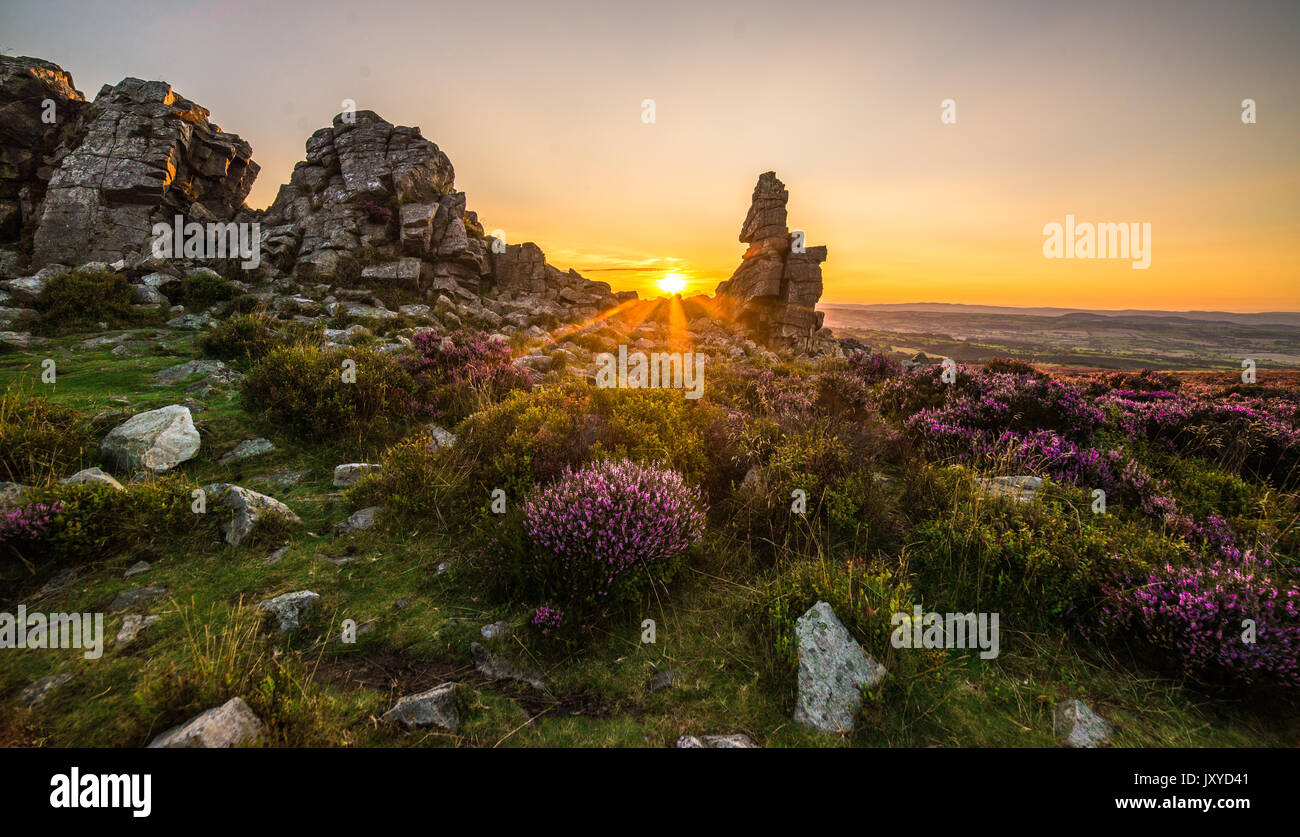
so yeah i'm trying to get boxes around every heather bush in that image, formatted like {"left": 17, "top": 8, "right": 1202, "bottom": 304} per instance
{"left": 1095, "top": 556, "right": 1300, "bottom": 688}
{"left": 35, "top": 270, "right": 158, "bottom": 334}
{"left": 0, "top": 390, "right": 93, "bottom": 483}
{"left": 492, "top": 459, "right": 706, "bottom": 632}
{"left": 242, "top": 344, "right": 425, "bottom": 443}
{"left": 0, "top": 501, "right": 64, "bottom": 571}
{"left": 404, "top": 328, "right": 533, "bottom": 420}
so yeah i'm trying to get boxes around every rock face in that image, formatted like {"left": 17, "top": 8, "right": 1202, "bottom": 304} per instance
{"left": 100, "top": 405, "right": 200, "bottom": 473}
{"left": 254, "top": 109, "right": 622, "bottom": 312}
{"left": 147, "top": 696, "right": 265, "bottom": 748}
{"left": 714, "top": 172, "right": 832, "bottom": 354}
{"left": 793, "top": 601, "right": 887, "bottom": 734}
{"left": 0, "top": 55, "right": 258, "bottom": 268}
{"left": 0, "top": 57, "right": 87, "bottom": 253}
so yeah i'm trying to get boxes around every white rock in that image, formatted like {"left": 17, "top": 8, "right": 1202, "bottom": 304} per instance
{"left": 202, "top": 483, "right": 301, "bottom": 546}
{"left": 332, "top": 463, "right": 381, "bottom": 487}
{"left": 62, "top": 467, "right": 124, "bottom": 490}
{"left": 382, "top": 683, "right": 459, "bottom": 731}
{"left": 147, "top": 697, "right": 265, "bottom": 748}
{"left": 100, "top": 405, "right": 200, "bottom": 473}
{"left": 793, "top": 601, "right": 887, "bottom": 734}
{"left": 1054, "top": 699, "right": 1115, "bottom": 748}
{"left": 256, "top": 590, "right": 320, "bottom": 634}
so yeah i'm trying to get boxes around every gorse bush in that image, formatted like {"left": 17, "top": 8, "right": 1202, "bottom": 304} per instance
{"left": 0, "top": 390, "right": 93, "bottom": 483}
{"left": 241, "top": 344, "right": 425, "bottom": 443}
{"left": 35, "top": 270, "right": 156, "bottom": 333}
{"left": 492, "top": 459, "right": 706, "bottom": 633}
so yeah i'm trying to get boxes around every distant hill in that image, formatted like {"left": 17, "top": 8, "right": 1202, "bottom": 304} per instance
{"left": 820, "top": 303, "right": 1300, "bottom": 327}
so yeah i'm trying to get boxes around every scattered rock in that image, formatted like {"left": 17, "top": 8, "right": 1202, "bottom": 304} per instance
{"left": 793, "top": 601, "right": 887, "bottom": 734}
{"left": 425, "top": 424, "right": 456, "bottom": 450}
{"left": 217, "top": 437, "right": 275, "bottom": 465}
{"left": 61, "top": 467, "right": 124, "bottom": 490}
{"left": 201, "top": 483, "right": 301, "bottom": 546}
{"left": 978, "top": 475, "right": 1043, "bottom": 503}
{"left": 38, "top": 567, "right": 78, "bottom": 594}
{"left": 115, "top": 614, "right": 160, "bottom": 647}
{"left": 256, "top": 590, "right": 319, "bottom": 633}
{"left": 382, "top": 682, "right": 459, "bottom": 731}
{"left": 335, "top": 506, "right": 381, "bottom": 535}
{"left": 649, "top": 669, "right": 680, "bottom": 693}
{"left": 147, "top": 697, "right": 265, "bottom": 749}
{"left": 332, "top": 463, "right": 381, "bottom": 487}
{"left": 1054, "top": 699, "right": 1115, "bottom": 748}
{"left": 471, "top": 642, "right": 546, "bottom": 690}
{"left": 100, "top": 405, "right": 200, "bottom": 473}
{"left": 480, "top": 620, "right": 511, "bottom": 640}
{"left": 676, "top": 733, "right": 759, "bottom": 748}
{"left": 110, "top": 585, "right": 169, "bottom": 612}
{"left": 123, "top": 560, "right": 151, "bottom": 578}
{"left": 16, "top": 673, "right": 73, "bottom": 707}
{"left": 265, "top": 546, "right": 290, "bottom": 565}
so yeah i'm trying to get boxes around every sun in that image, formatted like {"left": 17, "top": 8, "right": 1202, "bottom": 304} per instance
{"left": 658, "top": 271, "right": 687, "bottom": 295}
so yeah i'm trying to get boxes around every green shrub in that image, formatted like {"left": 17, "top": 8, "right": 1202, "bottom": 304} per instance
{"left": 349, "top": 430, "right": 470, "bottom": 527}
{"left": 35, "top": 270, "right": 156, "bottom": 333}
{"left": 179, "top": 271, "right": 234, "bottom": 303}
{"left": 241, "top": 344, "right": 422, "bottom": 443}
{"left": 199, "top": 313, "right": 286, "bottom": 365}
{"left": 0, "top": 390, "right": 93, "bottom": 483}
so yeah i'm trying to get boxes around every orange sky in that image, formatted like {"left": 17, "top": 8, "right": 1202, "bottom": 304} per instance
{"left": 8, "top": 0, "right": 1298, "bottom": 311}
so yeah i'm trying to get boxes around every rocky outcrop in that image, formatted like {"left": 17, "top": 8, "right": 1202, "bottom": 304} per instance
{"left": 0, "top": 57, "right": 87, "bottom": 256}
{"left": 0, "top": 55, "right": 259, "bottom": 269}
{"left": 253, "top": 110, "right": 623, "bottom": 315}
{"left": 714, "top": 172, "right": 834, "bottom": 355}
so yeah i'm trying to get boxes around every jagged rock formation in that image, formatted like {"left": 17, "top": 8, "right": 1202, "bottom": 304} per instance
{"left": 714, "top": 171, "right": 833, "bottom": 354}
{"left": 0, "top": 57, "right": 87, "bottom": 268}
{"left": 253, "top": 110, "right": 624, "bottom": 320}
{"left": 0, "top": 56, "right": 258, "bottom": 269}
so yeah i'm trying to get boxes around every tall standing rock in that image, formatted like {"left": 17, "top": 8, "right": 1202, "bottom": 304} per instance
{"left": 793, "top": 601, "right": 887, "bottom": 734}
{"left": 30, "top": 76, "right": 257, "bottom": 267}
{"left": 714, "top": 172, "right": 831, "bottom": 354}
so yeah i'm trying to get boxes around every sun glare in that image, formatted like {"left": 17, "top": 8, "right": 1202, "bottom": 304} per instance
{"left": 658, "top": 271, "right": 687, "bottom": 295}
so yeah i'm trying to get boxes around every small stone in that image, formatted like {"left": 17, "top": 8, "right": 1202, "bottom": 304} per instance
{"left": 115, "top": 614, "right": 160, "bottom": 647}
{"left": 1054, "top": 699, "right": 1115, "bottom": 748}
{"left": 17, "top": 673, "right": 73, "bottom": 706}
{"left": 38, "top": 567, "right": 78, "bottom": 594}
{"left": 266, "top": 546, "right": 289, "bottom": 565}
{"left": 110, "top": 585, "right": 169, "bottom": 612}
{"left": 123, "top": 560, "right": 151, "bottom": 578}
{"left": 382, "top": 683, "right": 459, "bottom": 731}
{"left": 332, "top": 463, "right": 381, "bottom": 487}
{"left": 62, "top": 467, "right": 124, "bottom": 490}
{"left": 649, "top": 669, "right": 680, "bottom": 693}
{"left": 256, "top": 590, "right": 320, "bottom": 633}
{"left": 335, "top": 506, "right": 381, "bottom": 535}
{"left": 480, "top": 620, "right": 511, "bottom": 640}
{"left": 471, "top": 642, "right": 546, "bottom": 690}
{"left": 147, "top": 697, "right": 265, "bottom": 748}
{"left": 218, "top": 438, "right": 275, "bottom": 465}
{"left": 676, "top": 733, "right": 759, "bottom": 748}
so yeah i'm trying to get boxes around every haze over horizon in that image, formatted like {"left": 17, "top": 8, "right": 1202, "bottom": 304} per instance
{"left": 3, "top": 0, "right": 1296, "bottom": 311}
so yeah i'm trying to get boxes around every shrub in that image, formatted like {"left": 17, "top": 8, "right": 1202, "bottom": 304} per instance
{"left": 349, "top": 430, "right": 470, "bottom": 526}
{"left": 0, "top": 501, "right": 64, "bottom": 571}
{"left": 241, "top": 345, "right": 425, "bottom": 443}
{"left": 35, "top": 270, "right": 154, "bottom": 333}
{"left": 0, "top": 391, "right": 93, "bottom": 483}
{"left": 494, "top": 459, "right": 706, "bottom": 630}
{"left": 199, "top": 313, "right": 285, "bottom": 365}
{"left": 1095, "top": 556, "right": 1300, "bottom": 688}
{"left": 404, "top": 328, "right": 533, "bottom": 420}
{"left": 179, "top": 271, "right": 233, "bottom": 303}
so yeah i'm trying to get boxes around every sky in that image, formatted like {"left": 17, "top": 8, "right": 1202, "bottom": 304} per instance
{"left": 3, "top": 0, "right": 1297, "bottom": 311}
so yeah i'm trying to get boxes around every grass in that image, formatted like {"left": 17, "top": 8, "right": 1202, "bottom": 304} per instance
{"left": 0, "top": 327, "right": 1296, "bottom": 748}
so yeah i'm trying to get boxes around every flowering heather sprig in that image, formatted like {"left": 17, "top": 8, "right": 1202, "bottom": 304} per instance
{"left": 1096, "top": 556, "right": 1300, "bottom": 688}
{"left": 362, "top": 200, "right": 391, "bottom": 222}
{"left": 0, "top": 501, "right": 64, "bottom": 545}
{"left": 521, "top": 459, "right": 706, "bottom": 616}
{"left": 405, "top": 328, "right": 533, "bottom": 411}
{"left": 531, "top": 604, "right": 564, "bottom": 634}
{"left": 847, "top": 351, "right": 903, "bottom": 385}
